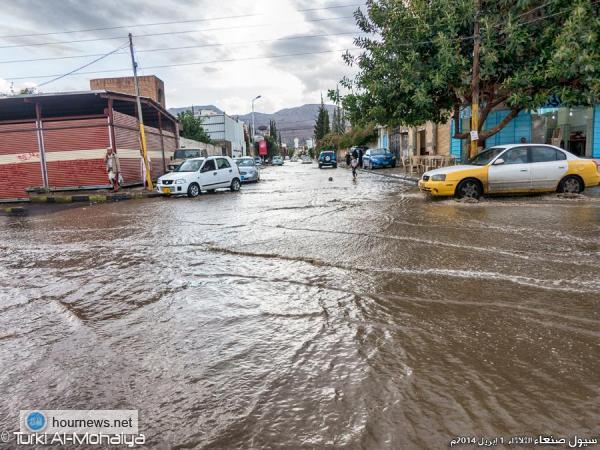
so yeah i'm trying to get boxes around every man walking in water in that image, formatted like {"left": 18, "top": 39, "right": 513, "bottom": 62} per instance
{"left": 350, "top": 154, "right": 359, "bottom": 179}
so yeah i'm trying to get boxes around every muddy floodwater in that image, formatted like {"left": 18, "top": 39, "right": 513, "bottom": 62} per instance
{"left": 1, "top": 163, "right": 599, "bottom": 449}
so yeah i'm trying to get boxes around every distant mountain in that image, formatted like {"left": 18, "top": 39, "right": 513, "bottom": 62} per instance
{"left": 235, "top": 104, "right": 336, "bottom": 145}
{"left": 169, "top": 103, "right": 336, "bottom": 145}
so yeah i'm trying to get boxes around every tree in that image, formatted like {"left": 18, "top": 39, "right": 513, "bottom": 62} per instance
{"left": 177, "top": 111, "right": 212, "bottom": 144}
{"left": 340, "top": 0, "right": 599, "bottom": 155}
{"left": 329, "top": 85, "right": 346, "bottom": 134}
{"left": 314, "top": 94, "right": 331, "bottom": 144}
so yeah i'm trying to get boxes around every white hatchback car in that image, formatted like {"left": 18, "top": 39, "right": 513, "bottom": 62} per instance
{"left": 156, "top": 156, "right": 241, "bottom": 197}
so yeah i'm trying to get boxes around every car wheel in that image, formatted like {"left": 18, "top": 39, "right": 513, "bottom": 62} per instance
{"left": 456, "top": 179, "right": 482, "bottom": 199}
{"left": 558, "top": 175, "right": 583, "bottom": 194}
{"left": 391, "top": 161, "right": 396, "bottom": 168}
{"left": 319, "top": 164, "right": 323, "bottom": 169}
{"left": 333, "top": 164, "right": 337, "bottom": 169}
{"left": 230, "top": 178, "right": 241, "bottom": 192}
{"left": 187, "top": 183, "right": 200, "bottom": 198}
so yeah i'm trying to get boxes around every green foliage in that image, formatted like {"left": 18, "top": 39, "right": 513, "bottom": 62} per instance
{"left": 321, "top": 124, "right": 378, "bottom": 149}
{"left": 177, "top": 111, "right": 212, "bottom": 144}
{"left": 340, "top": 0, "right": 600, "bottom": 141}
{"left": 314, "top": 94, "right": 331, "bottom": 143}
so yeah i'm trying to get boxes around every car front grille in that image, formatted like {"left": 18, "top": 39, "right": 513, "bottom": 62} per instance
{"left": 162, "top": 180, "right": 174, "bottom": 185}
{"left": 422, "top": 175, "right": 430, "bottom": 181}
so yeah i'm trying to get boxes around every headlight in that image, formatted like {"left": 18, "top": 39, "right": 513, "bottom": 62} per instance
{"left": 175, "top": 179, "right": 185, "bottom": 184}
{"left": 431, "top": 174, "right": 446, "bottom": 181}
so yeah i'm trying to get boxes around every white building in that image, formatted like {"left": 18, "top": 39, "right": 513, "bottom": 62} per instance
{"left": 199, "top": 113, "right": 247, "bottom": 157}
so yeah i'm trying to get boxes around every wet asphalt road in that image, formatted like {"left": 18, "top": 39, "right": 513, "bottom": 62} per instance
{"left": 0, "top": 162, "right": 599, "bottom": 449}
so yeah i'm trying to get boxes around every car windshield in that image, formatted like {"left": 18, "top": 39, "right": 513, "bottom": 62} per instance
{"left": 177, "top": 159, "right": 204, "bottom": 172}
{"left": 469, "top": 147, "right": 506, "bottom": 165}
{"left": 273, "top": 156, "right": 282, "bottom": 160}
{"left": 174, "top": 149, "right": 201, "bottom": 159}
{"left": 370, "top": 149, "right": 386, "bottom": 155}
{"left": 236, "top": 159, "right": 255, "bottom": 167}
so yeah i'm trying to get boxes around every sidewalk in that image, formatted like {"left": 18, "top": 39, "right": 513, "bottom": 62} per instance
{"left": 1, "top": 187, "right": 161, "bottom": 215}
{"left": 357, "top": 166, "right": 420, "bottom": 185}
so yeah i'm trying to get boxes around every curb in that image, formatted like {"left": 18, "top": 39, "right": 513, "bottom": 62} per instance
{"left": 0, "top": 206, "right": 27, "bottom": 216}
{"left": 358, "top": 169, "right": 419, "bottom": 185}
{"left": 28, "top": 191, "right": 162, "bottom": 204}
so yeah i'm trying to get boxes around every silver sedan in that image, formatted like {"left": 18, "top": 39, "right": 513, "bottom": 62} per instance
{"left": 235, "top": 157, "right": 261, "bottom": 183}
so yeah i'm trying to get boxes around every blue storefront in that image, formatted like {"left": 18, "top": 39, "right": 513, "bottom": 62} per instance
{"left": 451, "top": 105, "right": 600, "bottom": 161}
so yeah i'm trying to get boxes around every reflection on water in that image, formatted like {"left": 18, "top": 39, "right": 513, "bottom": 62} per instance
{"left": 1, "top": 165, "right": 599, "bottom": 449}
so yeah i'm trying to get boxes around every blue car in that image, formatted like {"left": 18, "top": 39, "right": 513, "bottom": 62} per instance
{"left": 318, "top": 151, "right": 337, "bottom": 169}
{"left": 363, "top": 148, "right": 396, "bottom": 169}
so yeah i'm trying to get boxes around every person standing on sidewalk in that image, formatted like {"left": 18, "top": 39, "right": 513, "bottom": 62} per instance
{"left": 104, "top": 148, "right": 121, "bottom": 192}
{"left": 345, "top": 151, "right": 351, "bottom": 167}
{"left": 358, "top": 147, "right": 364, "bottom": 168}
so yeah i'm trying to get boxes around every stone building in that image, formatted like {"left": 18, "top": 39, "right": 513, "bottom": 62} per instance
{"left": 90, "top": 76, "right": 166, "bottom": 108}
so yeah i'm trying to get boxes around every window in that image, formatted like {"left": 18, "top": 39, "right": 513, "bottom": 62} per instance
{"left": 177, "top": 159, "right": 204, "bottom": 172}
{"left": 469, "top": 147, "right": 505, "bottom": 165}
{"left": 217, "top": 158, "right": 231, "bottom": 169}
{"left": 530, "top": 146, "right": 566, "bottom": 163}
{"left": 201, "top": 159, "right": 216, "bottom": 172}
{"left": 502, "top": 148, "right": 529, "bottom": 164}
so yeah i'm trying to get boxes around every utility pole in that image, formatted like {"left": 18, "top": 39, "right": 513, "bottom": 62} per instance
{"left": 470, "top": 0, "right": 481, "bottom": 159}
{"left": 252, "top": 95, "right": 262, "bottom": 156}
{"left": 128, "top": 33, "right": 153, "bottom": 190}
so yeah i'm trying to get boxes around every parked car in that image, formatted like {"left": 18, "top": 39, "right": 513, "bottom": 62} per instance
{"left": 301, "top": 155, "right": 312, "bottom": 164}
{"left": 363, "top": 148, "right": 397, "bottom": 169}
{"left": 418, "top": 144, "right": 600, "bottom": 199}
{"left": 272, "top": 155, "right": 284, "bottom": 166}
{"left": 254, "top": 156, "right": 262, "bottom": 166}
{"left": 168, "top": 148, "right": 204, "bottom": 172}
{"left": 318, "top": 150, "right": 337, "bottom": 169}
{"left": 235, "top": 157, "right": 260, "bottom": 183}
{"left": 157, "top": 156, "right": 241, "bottom": 197}
{"left": 291, "top": 156, "right": 299, "bottom": 162}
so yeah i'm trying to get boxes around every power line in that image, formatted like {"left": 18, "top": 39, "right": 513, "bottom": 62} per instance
{"left": 5, "top": 48, "right": 358, "bottom": 82}
{"left": 0, "top": 31, "right": 363, "bottom": 64}
{"left": 0, "top": 3, "right": 361, "bottom": 39}
{"left": 37, "top": 41, "right": 129, "bottom": 87}
{"left": 0, "top": 16, "right": 354, "bottom": 49}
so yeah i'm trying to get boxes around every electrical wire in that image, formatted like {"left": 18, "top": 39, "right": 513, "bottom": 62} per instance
{"left": 0, "top": 3, "right": 362, "bottom": 39}
{"left": 36, "top": 41, "right": 129, "bottom": 87}
{"left": 0, "top": 31, "right": 363, "bottom": 64}
{"left": 5, "top": 47, "right": 358, "bottom": 82}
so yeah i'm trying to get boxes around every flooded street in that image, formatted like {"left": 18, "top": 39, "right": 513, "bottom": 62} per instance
{"left": 1, "top": 163, "right": 599, "bottom": 449}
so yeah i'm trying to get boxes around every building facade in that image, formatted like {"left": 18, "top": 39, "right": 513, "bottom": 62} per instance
{"left": 199, "top": 113, "right": 247, "bottom": 157}
{"left": 377, "top": 104, "right": 600, "bottom": 162}
{"left": 90, "top": 76, "right": 166, "bottom": 108}
{"left": 0, "top": 90, "right": 178, "bottom": 202}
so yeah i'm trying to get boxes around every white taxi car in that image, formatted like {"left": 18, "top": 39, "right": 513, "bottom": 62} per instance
{"left": 156, "top": 156, "right": 241, "bottom": 197}
{"left": 419, "top": 144, "right": 600, "bottom": 199}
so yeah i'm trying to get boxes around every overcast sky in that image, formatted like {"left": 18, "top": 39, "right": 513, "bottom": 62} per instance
{"left": 0, "top": 0, "right": 364, "bottom": 114}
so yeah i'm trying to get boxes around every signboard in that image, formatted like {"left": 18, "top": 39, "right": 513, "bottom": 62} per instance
{"left": 470, "top": 130, "right": 479, "bottom": 141}
{"left": 258, "top": 140, "right": 267, "bottom": 156}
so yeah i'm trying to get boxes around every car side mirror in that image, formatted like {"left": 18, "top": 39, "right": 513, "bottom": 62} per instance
{"left": 493, "top": 158, "right": 505, "bottom": 165}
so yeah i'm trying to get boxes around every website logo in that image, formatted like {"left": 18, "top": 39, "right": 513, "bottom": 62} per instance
{"left": 25, "top": 411, "right": 46, "bottom": 433}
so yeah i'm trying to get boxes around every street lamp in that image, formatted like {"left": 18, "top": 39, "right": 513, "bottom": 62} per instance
{"left": 251, "top": 95, "right": 262, "bottom": 144}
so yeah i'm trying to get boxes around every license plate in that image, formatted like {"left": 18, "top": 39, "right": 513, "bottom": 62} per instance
{"left": 162, "top": 187, "right": 171, "bottom": 194}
